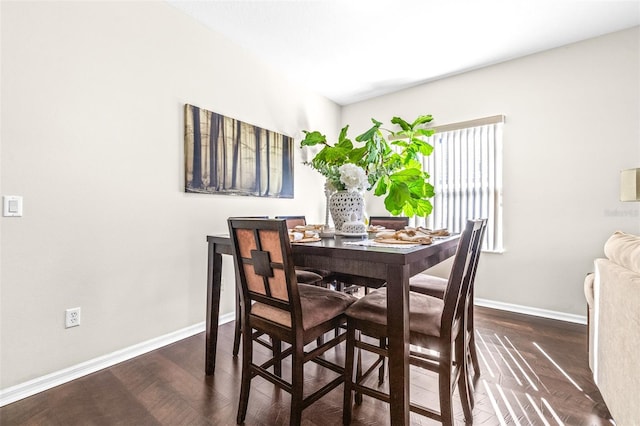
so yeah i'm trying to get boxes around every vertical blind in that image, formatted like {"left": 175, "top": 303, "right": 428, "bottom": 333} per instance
{"left": 415, "top": 116, "right": 504, "bottom": 252}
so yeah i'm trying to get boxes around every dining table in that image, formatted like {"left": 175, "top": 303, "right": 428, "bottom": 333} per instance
{"left": 205, "top": 232, "right": 460, "bottom": 426}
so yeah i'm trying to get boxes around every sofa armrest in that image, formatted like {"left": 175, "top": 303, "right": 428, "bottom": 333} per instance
{"left": 583, "top": 272, "right": 595, "bottom": 370}
{"left": 593, "top": 258, "right": 640, "bottom": 425}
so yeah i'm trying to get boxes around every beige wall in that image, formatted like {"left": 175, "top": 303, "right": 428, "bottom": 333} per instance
{"left": 0, "top": 1, "right": 334, "bottom": 388}
{"left": 344, "top": 27, "right": 640, "bottom": 316}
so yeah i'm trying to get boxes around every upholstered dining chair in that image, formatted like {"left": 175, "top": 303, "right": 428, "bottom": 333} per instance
{"left": 231, "top": 216, "right": 325, "bottom": 357}
{"left": 365, "top": 217, "right": 487, "bottom": 396}
{"left": 409, "top": 219, "right": 487, "bottom": 385}
{"left": 368, "top": 216, "right": 409, "bottom": 230}
{"left": 228, "top": 218, "right": 357, "bottom": 425}
{"left": 342, "top": 219, "right": 486, "bottom": 425}
{"left": 275, "top": 215, "right": 307, "bottom": 229}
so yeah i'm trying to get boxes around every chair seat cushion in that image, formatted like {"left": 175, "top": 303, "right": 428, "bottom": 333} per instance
{"left": 295, "top": 268, "right": 324, "bottom": 284}
{"left": 298, "top": 267, "right": 334, "bottom": 279}
{"left": 346, "top": 288, "right": 444, "bottom": 338}
{"left": 409, "top": 274, "right": 447, "bottom": 298}
{"left": 252, "top": 284, "right": 356, "bottom": 331}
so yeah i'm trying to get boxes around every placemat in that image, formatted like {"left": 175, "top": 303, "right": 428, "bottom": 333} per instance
{"left": 342, "top": 240, "right": 421, "bottom": 248}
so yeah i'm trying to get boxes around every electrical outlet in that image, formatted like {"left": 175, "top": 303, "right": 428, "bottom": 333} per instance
{"left": 65, "top": 307, "right": 81, "bottom": 328}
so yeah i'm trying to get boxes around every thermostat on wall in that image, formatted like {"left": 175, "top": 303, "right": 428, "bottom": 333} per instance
{"left": 3, "top": 195, "right": 23, "bottom": 217}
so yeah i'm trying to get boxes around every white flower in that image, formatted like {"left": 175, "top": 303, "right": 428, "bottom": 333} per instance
{"left": 324, "top": 180, "right": 338, "bottom": 193}
{"left": 338, "top": 164, "right": 367, "bottom": 192}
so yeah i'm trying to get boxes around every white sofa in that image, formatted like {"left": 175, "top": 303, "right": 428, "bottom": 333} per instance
{"left": 584, "top": 231, "right": 640, "bottom": 425}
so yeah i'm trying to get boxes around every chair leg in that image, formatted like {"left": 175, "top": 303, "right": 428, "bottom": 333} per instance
{"left": 233, "top": 290, "right": 242, "bottom": 357}
{"left": 438, "top": 352, "right": 454, "bottom": 426}
{"left": 343, "top": 323, "right": 356, "bottom": 425}
{"left": 236, "top": 323, "right": 252, "bottom": 424}
{"left": 355, "top": 345, "right": 363, "bottom": 405}
{"left": 273, "top": 338, "right": 282, "bottom": 377}
{"left": 458, "top": 337, "right": 473, "bottom": 423}
{"left": 468, "top": 296, "right": 480, "bottom": 381}
{"left": 377, "top": 338, "right": 386, "bottom": 385}
{"left": 469, "top": 330, "right": 480, "bottom": 382}
{"left": 464, "top": 332, "right": 478, "bottom": 410}
{"left": 290, "top": 341, "right": 304, "bottom": 425}
{"left": 458, "top": 371, "right": 473, "bottom": 424}
{"left": 465, "top": 351, "right": 477, "bottom": 410}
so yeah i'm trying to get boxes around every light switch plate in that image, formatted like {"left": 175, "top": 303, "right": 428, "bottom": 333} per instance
{"left": 3, "top": 195, "right": 23, "bottom": 217}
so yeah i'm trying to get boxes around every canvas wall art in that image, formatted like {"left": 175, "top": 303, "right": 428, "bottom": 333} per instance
{"left": 184, "top": 104, "right": 294, "bottom": 198}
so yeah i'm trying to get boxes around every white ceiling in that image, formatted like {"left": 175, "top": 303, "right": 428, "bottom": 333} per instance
{"left": 168, "top": 1, "right": 640, "bottom": 105}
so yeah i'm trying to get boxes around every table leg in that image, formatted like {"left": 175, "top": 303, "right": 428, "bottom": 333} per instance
{"left": 206, "top": 241, "right": 223, "bottom": 375}
{"left": 386, "top": 264, "right": 411, "bottom": 426}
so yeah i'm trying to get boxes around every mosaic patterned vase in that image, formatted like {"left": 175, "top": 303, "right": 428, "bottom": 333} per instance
{"left": 329, "top": 190, "right": 364, "bottom": 232}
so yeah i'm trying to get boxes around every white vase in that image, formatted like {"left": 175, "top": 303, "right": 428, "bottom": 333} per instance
{"left": 329, "top": 190, "right": 364, "bottom": 231}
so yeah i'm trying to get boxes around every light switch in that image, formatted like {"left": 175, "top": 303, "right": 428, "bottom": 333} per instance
{"left": 3, "top": 195, "right": 23, "bottom": 217}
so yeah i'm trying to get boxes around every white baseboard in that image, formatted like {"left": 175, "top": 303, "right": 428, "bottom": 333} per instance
{"left": 0, "top": 302, "right": 583, "bottom": 407}
{"left": 475, "top": 298, "right": 587, "bottom": 325}
{"left": 0, "top": 312, "right": 236, "bottom": 408}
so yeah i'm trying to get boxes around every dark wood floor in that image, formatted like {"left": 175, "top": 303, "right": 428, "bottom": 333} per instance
{"left": 1, "top": 306, "right": 613, "bottom": 425}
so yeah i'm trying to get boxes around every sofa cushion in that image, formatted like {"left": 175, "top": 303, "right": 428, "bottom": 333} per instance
{"left": 603, "top": 231, "right": 640, "bottom": 275}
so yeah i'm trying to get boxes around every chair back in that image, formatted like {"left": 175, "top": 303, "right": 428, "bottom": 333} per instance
{"left": 275, "top": 215, "right": 306, "bottom": 229}
{"left": 369, "top": 216, "right": 409, "bottom": 230}
{"left": 440, "top": 219, "right": 487, "bottom": 341}
{"left": 228, "top": 218, "right": 302, "bottom": 329}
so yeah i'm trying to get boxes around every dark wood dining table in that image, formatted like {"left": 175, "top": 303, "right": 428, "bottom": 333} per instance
{"left": 205, "top": 233, "right": 460, "bottom": 425}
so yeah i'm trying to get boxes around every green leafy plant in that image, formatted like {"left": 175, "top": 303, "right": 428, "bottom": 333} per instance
{"left": 300, "top": 115, "right": 436, "bottom": 216}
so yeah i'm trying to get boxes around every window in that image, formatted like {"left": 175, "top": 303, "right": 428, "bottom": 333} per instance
{"left": 415, "top": 115, "right": 504, "bottom": 252}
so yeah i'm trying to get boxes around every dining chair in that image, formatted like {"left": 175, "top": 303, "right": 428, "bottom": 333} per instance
{"left": 275, "top": 215, "right": 307, "bottom": 229}
{"left": 342, "top": 219, "right": 486, "bottom": 425}
{"left": 228, "top": 218, "right": 357, "bottom": 425}
{"left": 368, "top": 218, "right": 487, "bottom": 396}
{"left": 409, "top": 218, "right": 487, "bottom": 387}
{"left": 368, "top": 216, "right": 409, "bottom": 230}
{"left": 231, "top": 216, "right": 325, "bottom": 357}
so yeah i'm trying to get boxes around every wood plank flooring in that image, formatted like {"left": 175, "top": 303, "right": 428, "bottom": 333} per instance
{"left": 0, "top": 306, "right": 613, "bottom": 425}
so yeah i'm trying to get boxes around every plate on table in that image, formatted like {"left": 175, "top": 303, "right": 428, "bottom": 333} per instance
{"left": 292, "top": 224, "right": 324, "bottom": 232}
{"left": 335, "top": 231, "right": 368, "bottom": 237}
{"left": 292, "top": 237, "right": 322, "bottom": 243}
{"left": 374, "top": 238, "right": 432, "bottom": 245}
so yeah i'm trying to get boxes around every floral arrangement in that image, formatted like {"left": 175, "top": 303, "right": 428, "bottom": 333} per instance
{"left": 300, "top": 115, "right": 436, "bottom": 216}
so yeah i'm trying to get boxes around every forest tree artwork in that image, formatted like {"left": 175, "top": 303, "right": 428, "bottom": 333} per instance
{"left": 184, "top": 104, "right": 294, "bottom": 198}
